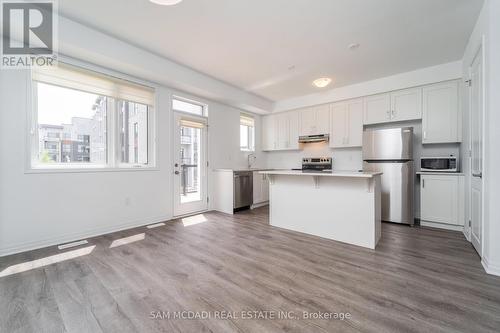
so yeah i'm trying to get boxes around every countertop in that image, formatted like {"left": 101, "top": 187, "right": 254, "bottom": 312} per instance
{"left": 213, "top": 168, "right": 274, "bottom": 172}
{"left": 416, "top": 171, "right": 465, "bottom": 176}
{"left": 259, "top": 170, "right": 382, "bottom": 178}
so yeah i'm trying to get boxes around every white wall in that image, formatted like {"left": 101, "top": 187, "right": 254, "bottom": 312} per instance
{"left": 274, "top": 61, "right": 462, "bottom": 112}
{"left": 462, "top": 0, "right": 500, "bottom": 276}
{"left": 0, "top": 18, "right": 264, "bottom": 256}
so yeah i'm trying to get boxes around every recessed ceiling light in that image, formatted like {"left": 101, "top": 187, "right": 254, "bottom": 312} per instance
{"left": 150, "top": 0, "right": 183, "bottom": 5}
{"left": 348, "top": 43, "right": 360, "bottom": 50}
{"left": 313, "top": 78, "right": 332, "bottom": 88}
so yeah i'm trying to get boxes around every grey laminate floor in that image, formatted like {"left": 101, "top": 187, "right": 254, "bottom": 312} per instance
{"left": 1, "top": 207, "right": 499, "bottom": 333}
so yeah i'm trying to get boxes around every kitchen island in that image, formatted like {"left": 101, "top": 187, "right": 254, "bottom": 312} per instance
{"left": 259, "top": 170, "right": 382, "bottom": 249}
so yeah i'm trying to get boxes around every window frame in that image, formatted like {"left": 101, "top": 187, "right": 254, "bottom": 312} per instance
{"left": 26, "top": 57, "right": 159, "bottom": 174}
{"left": 240, "top": 114, "right": 255, "bottom": 152}
{"left": 172, "top": 95, "right": 208, "bottom": 118}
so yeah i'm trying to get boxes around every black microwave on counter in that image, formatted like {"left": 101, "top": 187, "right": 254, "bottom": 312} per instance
{"left": 420, "top": 156, "right": 459, "bottom": 172}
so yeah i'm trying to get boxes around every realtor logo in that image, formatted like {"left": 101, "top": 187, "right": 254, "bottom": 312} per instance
{"left": 1, "top": 0, "right": 57, "bottom": 68}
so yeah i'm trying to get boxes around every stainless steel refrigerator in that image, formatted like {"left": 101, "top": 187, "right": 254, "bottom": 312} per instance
{"left": 363, "top": 127, "right": 414, "bottom": 225}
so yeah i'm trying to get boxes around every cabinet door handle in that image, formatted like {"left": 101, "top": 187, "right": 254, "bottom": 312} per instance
{"left": 422, "top": 179, "right": 425, "bottom": 188}
{"left": 391, "top": 110, "right": 395, "bottom": 118}
{"left": 386, "top": 110, "right": 391, "bottom": 119}
{"left": 423, "top": 131, "right": 427, "bottom": 140}
{"left": 472, "top": 172, "right": 482, "bottom": 178}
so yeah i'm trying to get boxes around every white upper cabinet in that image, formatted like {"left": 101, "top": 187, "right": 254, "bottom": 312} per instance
{"left": 422, "top": 81, "right": 461, "bottom": 144}
{"left": 364, "top": 88, "right": 422, "bottom": 125}
{"left": 363, "top": 93, "right": 391, "bottom": 124}
{"left": 390, "top": 87, "right": 422, "bottom": 122}
{"left": 299, "top": 107, "right": 316, "bottom": 136}
{"left": 314, "top": 104, "right": 330, "bottom": 135}
{"left": 262, "top": 111, "right": 299, "bottom": 151}
{"left": 287, "top": 110, "right": 299, "bottom": 149}
{"left": 262, "top": 114, "right": 277, "bottom": 151}
{"left": 330, "top": 99, "right": 363, "bottom": 148}
{"left": 299, "top": 105, "right": 330, "bottom": 136}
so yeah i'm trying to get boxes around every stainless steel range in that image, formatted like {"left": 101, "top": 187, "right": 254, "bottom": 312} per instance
{"left": 299, "top": 157, "right": 332, "bottom": 172}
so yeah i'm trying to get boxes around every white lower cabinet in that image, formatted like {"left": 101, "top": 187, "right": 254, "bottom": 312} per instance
{"left": 253, "top": 171, "right": 269, "bottom": 206}
{"left": 330, "top": 99, "right": 363, "bottom": 148}
{"left": 420, "top": 174, "right": 464, "bottom": 228}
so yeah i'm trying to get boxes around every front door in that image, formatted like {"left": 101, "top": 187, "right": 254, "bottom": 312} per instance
{"left": 173, "top": 113, "right": 208, "bottom": 216}
{"left": 469, "top": 45, "right": 483, "bottom": 255}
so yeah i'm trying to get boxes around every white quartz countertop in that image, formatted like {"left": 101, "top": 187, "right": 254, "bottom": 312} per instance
{"left": 259, "top": 170, "right": 382, "bottom": 178}
{"left": 416, "top": 171, "right": 464, "bottom": 176}
{"left": 213, "top": 168, "right": 274, "bottom": 172}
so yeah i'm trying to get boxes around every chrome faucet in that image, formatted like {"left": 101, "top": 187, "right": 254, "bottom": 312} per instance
{"left": 247, "top": 153, "right": 256, "bottom": 169}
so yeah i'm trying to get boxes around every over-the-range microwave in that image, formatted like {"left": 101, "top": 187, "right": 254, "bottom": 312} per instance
{"left": 420, "top": 156, "right": 459, "bottom": 172}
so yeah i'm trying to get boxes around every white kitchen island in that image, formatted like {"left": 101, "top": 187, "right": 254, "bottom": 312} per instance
{"left": 259, "top": 170, "right": 383, "bottom": 249}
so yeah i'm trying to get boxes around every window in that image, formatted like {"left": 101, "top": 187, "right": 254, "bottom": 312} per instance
{"left": 118, "top": 101, "right": 149, "bottom": 165}
{"left": 240, "top": 114, "right": 255, "bottom": 151}
{"left": 31, "top": 62, "right": 155, "bottom": 170}
{"left": 172, "top": 97, "right": 205, "bottom": 116}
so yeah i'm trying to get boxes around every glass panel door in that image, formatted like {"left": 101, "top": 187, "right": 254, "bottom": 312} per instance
{"left": 173, "top": 113, "right": 207, "bottom": 216}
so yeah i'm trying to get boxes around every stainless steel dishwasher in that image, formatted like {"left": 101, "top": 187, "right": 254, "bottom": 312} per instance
{"left": 233, "top": 171, "right": 253, "bottom": 211}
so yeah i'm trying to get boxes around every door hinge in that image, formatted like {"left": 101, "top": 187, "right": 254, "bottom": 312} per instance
{"left": 465, "top": 79, "right": 472, "bottom": 87}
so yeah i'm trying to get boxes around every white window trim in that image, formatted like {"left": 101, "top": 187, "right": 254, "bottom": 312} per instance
{"left": 172, "top": 95, "right": 208, "bottom": 118}
{"left": 25, "top": 56, "right": 159, "bottom": 174}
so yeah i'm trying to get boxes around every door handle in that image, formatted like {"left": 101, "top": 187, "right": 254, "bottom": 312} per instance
{"left": 174, "top": 171, "right": 180, "bottom": 175}
{"left": 422, "top": 179, "right": 424, "bottom": 188}
{"left": 472, "top": 172, "right": 482, "bottom": 178}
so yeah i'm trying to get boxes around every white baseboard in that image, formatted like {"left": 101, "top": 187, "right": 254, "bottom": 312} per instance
{"left": 482, "top": 255, "right": 500, "bottom": 277}
{"left": 0, "top": 214, "right": 172, "bottom": 257}
{"left": 420, "top": 221, "right": 464, "bottom": 232}
{"left": 251, "top": 201, "right": 269, "bottom": 209}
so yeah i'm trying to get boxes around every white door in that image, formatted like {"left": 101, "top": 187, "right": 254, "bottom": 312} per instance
{"left": 277, "top": 113, "right": 290, "bottom": 149}
{"left": 470, "top": 46, "right": 483, "bottom": 255}
{"left": 346, "top": 99, "right": 363, "bottom": 147}
{"left": 363, "top": 93, "right": 391, "bottom": 124}
{"left": 262, "top": 115, "right": 276, "bottom": 151}
{"left": 421, "top": 175, "right": 459, "bottom": 225}
{"left": 173, "top": 113, "right": 208, "bottom": 216}
{"left": 299, "top": 107, "right": 316, "bottom": 136}
{"left": 314, "top": 104, "right": 330, "bottom": 135}
{"left": 390, "top": 87, "right": 422, "bottom": 122}
{"left": 288, "top": 110, "right": 299, "bottom": 149}
{"left": 330, "top": 102, "right": 348, "bottom": 148}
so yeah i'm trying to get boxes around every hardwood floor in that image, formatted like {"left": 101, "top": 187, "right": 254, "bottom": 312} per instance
{"left": 1, "top": 207, "right": 499, "bottom": 332}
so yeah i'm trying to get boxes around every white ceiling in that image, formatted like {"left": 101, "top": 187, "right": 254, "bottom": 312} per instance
{"left": 59, "top": 0, "right": 483, "bottom": 102}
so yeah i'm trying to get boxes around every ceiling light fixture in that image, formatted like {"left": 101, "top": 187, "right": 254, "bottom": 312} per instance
{"left": 149, "top": 0, "right": 183, "bottom": 5}
{"left": 313, "top": 77, "right": 332, "bottom": 88}
{"left": 348, "top": 43, "right": 360, "bottom": 50}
